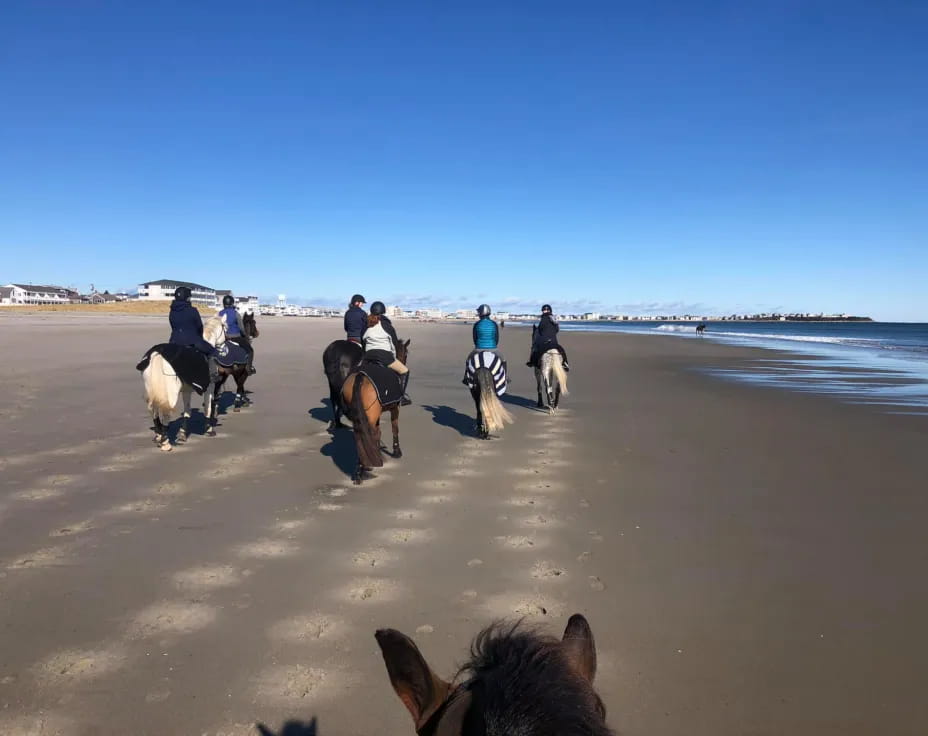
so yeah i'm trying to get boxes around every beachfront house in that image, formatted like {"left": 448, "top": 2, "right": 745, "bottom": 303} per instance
{"left": 1, "top": 283, "right": 78, "bottom": 305}
{"left": 138, "top": 279, "right": 216, "bottom": 306}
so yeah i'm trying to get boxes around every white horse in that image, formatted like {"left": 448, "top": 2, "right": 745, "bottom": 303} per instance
{"left": 535, "top": 349, "right": 569, "bottom": 415}
{"left": 141, "top": 316, "right": 225, "bottom": 451}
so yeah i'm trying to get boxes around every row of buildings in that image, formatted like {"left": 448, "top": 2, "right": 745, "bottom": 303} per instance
{"left": 137, "top": 279, "right": 259, "bottom": 310}
{"left": 0, "top": 283, "right": 132, "bottom": 306}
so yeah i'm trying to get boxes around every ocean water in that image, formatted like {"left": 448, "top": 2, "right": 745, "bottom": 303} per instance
{"left": 512, "top": 320, "right": 928, "bottom": 414}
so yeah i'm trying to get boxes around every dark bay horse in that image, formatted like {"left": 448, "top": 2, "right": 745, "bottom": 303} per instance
{"left": 341, "top": 339, "right": 410, "bottom": 484}
{"left": 207, "top": 312, "right": 259, "bottom": 430}
{"left": 322, "top": 339, "right": 363, "bottom": 431}
{"left": 376, "top": 613, "right": 611, "bottom": 736}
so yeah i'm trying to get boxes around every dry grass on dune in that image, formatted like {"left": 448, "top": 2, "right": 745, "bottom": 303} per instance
{"left": 0, "top": 301, "right": 204, "bottom": 315}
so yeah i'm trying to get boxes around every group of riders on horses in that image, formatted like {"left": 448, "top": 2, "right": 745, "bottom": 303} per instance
{"left": 164, "top": 284, "right": 568, "bottom": 402}
{"left": 167, "top": 285, "right": 256, "bottom": 382}
{"left": 346, "top": 295, "right": 569, "bottom": 404}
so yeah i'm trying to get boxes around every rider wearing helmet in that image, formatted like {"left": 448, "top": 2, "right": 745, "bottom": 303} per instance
{"left": 473, "top": 304, "right": 499, "bottom": 349}
{"left": 168, "top": 286, "right": 220, "bottom": 381}
{"left": 527, "top": 304, "right": 569, "bottom": 370}
{"left": 362, "top": 301, "right": 411, "bottom": 405}
{"left": 218, "top": 294, "right": 256, "bottom": 375}
{"left": 344, "top": 294, "right": 368, "bottom": 344}
{"left": 463, "top": 304, "right": 506, "bottom": 385}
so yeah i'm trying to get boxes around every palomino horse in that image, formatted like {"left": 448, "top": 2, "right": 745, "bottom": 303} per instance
{"left": 207, "top": 312, "right": 259, "bottom": 423}
{"left": 322, "top": 339, "right": 363, "bottom": 431}
{"left": 376, "top": 613, "right": 611, "bottom": 736}
{"left": 535, "top": 348, "right": 569, "bottom": 414}
{"left": 341, "top": 339, "right": 410, "bottom": 484}
{"left": 141, "top": 319, "right": 224, "bottom": 451}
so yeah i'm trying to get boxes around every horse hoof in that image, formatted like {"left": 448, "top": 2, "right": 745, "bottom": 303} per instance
{"left": 159, "top": 442, "right": 173, "bottom": 452}
{"left": 207, "top": 428, "right": 216, "bottom": 437}
{"left": 233, "top": 406, "right": 241, "bottom": 413}
{"left": 393, "top": 448, "right": 403, "bottom": 459}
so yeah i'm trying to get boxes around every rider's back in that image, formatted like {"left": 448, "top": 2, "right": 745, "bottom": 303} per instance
{"left": 473, "top": 317, "right": 499, "bottom": 350}
{"left": 344, "top": 305, "right": 367, "bottom": 341}
{"left": 535, "top": 314, "right": 559, "bottom": 343}
{"left": 218, "top": 306, "right": 242, "bottom": 337}
{"left": 169, "top": 300, "right": 202, "bottom": 345}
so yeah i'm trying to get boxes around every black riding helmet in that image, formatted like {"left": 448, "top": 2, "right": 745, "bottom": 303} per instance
{"left": 476, "top": 304, "right": 491, "bottom": 317}
{"left": 350, "top": 294, "right": 366, "bottom": 306}
{"left": 370, "top": 301, "right": 386, "bottom": 316}
{"left": 174, "top": 286, "right": 192, "bottom": 301}
{"left": 222, "top": 295, "right": 235, "bottom": 308}
{"left": 541, "top": 304, "right": 553, "bottom": 314}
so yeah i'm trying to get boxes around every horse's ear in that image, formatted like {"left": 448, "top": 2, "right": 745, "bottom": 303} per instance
{"left": 375, "top": 629, "right": 450, "bottom": 729}
{"left": 562, "top": 613, "right": 597, "bottom": 683}
{"left": 404, "top": 339, "right": 411, "bottom": 347}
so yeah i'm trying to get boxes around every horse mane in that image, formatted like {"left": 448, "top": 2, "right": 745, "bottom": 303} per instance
{"left": 202, "top": 316, "right": 224, "bottom": 346}
{"left": 455, "top": 621, "right": 611, "bottom": 736}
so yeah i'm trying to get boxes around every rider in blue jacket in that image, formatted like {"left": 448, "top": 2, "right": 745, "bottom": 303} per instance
{"left": 344, "top": 294, "right": 367, "bottom": 344}
{"left": 463, "top": 304, "right": 506, "bottom": 384}
{"left": 169, "top": 286, "right": 220, "bottom": 381}
{"left": 218, "top": 294, "right": 256, "bottom": 375}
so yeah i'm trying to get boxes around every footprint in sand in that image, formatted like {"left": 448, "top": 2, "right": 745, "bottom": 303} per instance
{"left": 531, "top": 561, "right": 566, "bottom": 580}
{"left": 352, "top": 547, "right": 396, "bottom": 568}
{"left": 268, "top": 613, "right": 345, "bottom": 643}
{"left": 588, "top": 531, "right": 604, "bottom": 543}
{"left": 126, "top": 601, "right": 217, "bottom": 639}
{"left": 495, "top": 535, "right": 546, "bottom": 550}
{"left": 49, "top": 520, "right": 94, "bottom": 537}
{"left": 589, "top": 576, "right": 606, "bottom": 592}
{"left": 35, "top": 644, "right": 128, "bottom": 684}
{"left": 172, "top": 565, "right": 243, "bottom": 592}
{"left": 377, "top": 528, "right": 433, "bottom": 545}
{"left": 576, "top": 551, "right": 592, "bottom": 563}
{"left": 341, "top": 577, "right": 400, "bottom": 603}
{"left": 253, "top": 664, "right": 339, "bottom": 704}
{"left": 483, "top": 593, "right": 564, "bottom": 618}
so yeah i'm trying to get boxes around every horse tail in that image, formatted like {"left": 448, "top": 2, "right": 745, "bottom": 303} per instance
{"left": 350, "top": 373, "right": 383, "bottom": 468}
{"left": 476, "top": 367, "right": 514, "bottom": 433}
{"left": 144, "top": 352, "right": 180, "bottom": 420}
{"left": 551, "top": 352, "right": 569, "bottom": 395}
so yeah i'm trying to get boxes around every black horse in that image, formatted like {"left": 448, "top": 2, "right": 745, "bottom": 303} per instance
{"left": 322, "top": 339, "right": 363, "bottom": 431}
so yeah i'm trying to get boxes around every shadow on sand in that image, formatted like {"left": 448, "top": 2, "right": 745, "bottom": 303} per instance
{"left": 257, "top": 717, "right": 318, "bottom": 736}
{"left": 421, "top": 404, "right": 475, "bottom": 438}
{"left": 319, "top": 424, "right": 357, "bottom": 477}
{"left": 501, "top": 392, "right": 543, "bottom": 411}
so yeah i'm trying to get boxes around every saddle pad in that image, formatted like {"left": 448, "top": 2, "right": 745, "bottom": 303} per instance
{"left": 464, "top": 350, "right": 507, "bottom": 396}
{"left": 136, "top": 343, "right": 210, "bottom": 395}
{"left": 357, "top": 361, "right": 404, "bottom": 407}
{"left": 216, "top": 340, "right": 249, "bottom": 367}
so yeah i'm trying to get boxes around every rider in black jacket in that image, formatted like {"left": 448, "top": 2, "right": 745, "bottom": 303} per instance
{"left": 527, "top": 304, "right": 569, "bottom": 369}
{"left": 344, "top": 294, "right": 367, "bottom": 344}
{"left": 169, "top": 286, "right": 220, "bottom": 381}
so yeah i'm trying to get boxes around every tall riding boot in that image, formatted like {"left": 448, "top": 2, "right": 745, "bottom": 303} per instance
{"left": 247, "top": 352, "right": 256, "bottom": 376}
{"left": 400, "top": 372, "right": 412, "bottom": 406}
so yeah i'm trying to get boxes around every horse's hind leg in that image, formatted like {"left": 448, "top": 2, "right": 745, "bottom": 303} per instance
{"left": 535, "top": 369, "right": 545, "bottom": 408}
{"left": 178, "top": 387, "right": 192, "bottom": 443}
{"left": 152, "top": 413, "right": 171, "bottom": 451}
{"left": 390, "top": 406, "right": 402, "bottom": 458}
{"left": 233, "top": 370, "right": 246, "bottom": 412}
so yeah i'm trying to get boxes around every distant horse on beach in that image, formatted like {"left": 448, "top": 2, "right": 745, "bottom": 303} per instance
{"left": 322, "top": 339, "right": 363, "bottom": 431}
{"left": 341, "top": 339, "right": 410, "bottom": 484}
{"left": 535, "top": 348, "right": 569, "bottom": 414}
{"left": 375, "top": 613, "right": 611, "bottom": 736}
{"left": 696, "top": 323, "right": 706, "bottom": 335}
{"left": 207, "top": 312, "right": 259, "bottom": 422}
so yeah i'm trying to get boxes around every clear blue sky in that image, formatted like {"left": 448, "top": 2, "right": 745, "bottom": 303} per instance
{"left": 2, "top": 1, "right": 926, "bottom": 319}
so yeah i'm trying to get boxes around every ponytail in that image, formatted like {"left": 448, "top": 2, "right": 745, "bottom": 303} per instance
{"left": 367, "top": 314, "right": 381, "bottom": 328}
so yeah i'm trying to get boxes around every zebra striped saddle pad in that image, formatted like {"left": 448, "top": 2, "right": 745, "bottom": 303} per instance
{"left": 463, "top": 351, "right": 507, "bottom": 396}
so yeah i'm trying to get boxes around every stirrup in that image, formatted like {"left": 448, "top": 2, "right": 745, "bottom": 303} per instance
{"left": 400, "top": 395, "right": 412, "bottom": 406}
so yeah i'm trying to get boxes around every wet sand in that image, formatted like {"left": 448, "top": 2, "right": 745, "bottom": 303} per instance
{"left": 0, "top": 314, "right": 925, "bottom": 735}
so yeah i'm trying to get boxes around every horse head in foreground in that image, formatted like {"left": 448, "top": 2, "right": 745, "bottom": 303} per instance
{"left": 535, "top": 349, "right": 569, "bottom": 415}
{"left": 376, "top": 614, "right": 611, "bottom": 736}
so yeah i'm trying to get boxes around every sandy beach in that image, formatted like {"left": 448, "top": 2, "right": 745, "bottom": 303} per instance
{"left": 0, "top": 313, "right": 925, "bottom": 735}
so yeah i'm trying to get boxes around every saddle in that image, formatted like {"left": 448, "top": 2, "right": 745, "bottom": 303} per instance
{"left": 464, "top": 350, "right": 508, "bottom": 396}
{"left": 357, "top": 360, "right": 404, "bottom": 407}
{"left": 216, "top": 339, "right": 249, "bottom": 368}
{"left": 136, "top": 344, "right": 211, "bottom": 395}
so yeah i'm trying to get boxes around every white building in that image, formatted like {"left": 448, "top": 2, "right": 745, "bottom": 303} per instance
{"left": 1, "top": 284, "right": 77, "bottom": 305}
{"left": 386, "top": 305, "right": 404, "bottom": 318}
{"left": 138, "top": 279, "right": 216, "bottom": 306}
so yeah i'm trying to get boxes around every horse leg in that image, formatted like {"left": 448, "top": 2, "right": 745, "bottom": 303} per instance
{"left": 328, "top": 383, "right": 340, "bottom": 432}
{"left": 390, "top": 405, "right": 402, "bottom": 458}
{"left": 233, "top": 369, "right": 245, "bottom": 412}
{"left": 206, "top": 379, "right": 220, "bottom": 436}
{"left": 178, "top": 386, "right": 192, "bottom": 443}
{"left": 152, "top": 413, "right": 171, "bottom": 450}
{"left": 535, "top": 368, "right": 545, "bottom": 408}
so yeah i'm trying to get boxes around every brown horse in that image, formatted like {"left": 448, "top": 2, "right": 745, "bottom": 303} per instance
{"left": 376, "top": 613, "right": 611, "bottom": 736}
{"left": 341, "top": 339, "right": 410, "bottom": 484}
